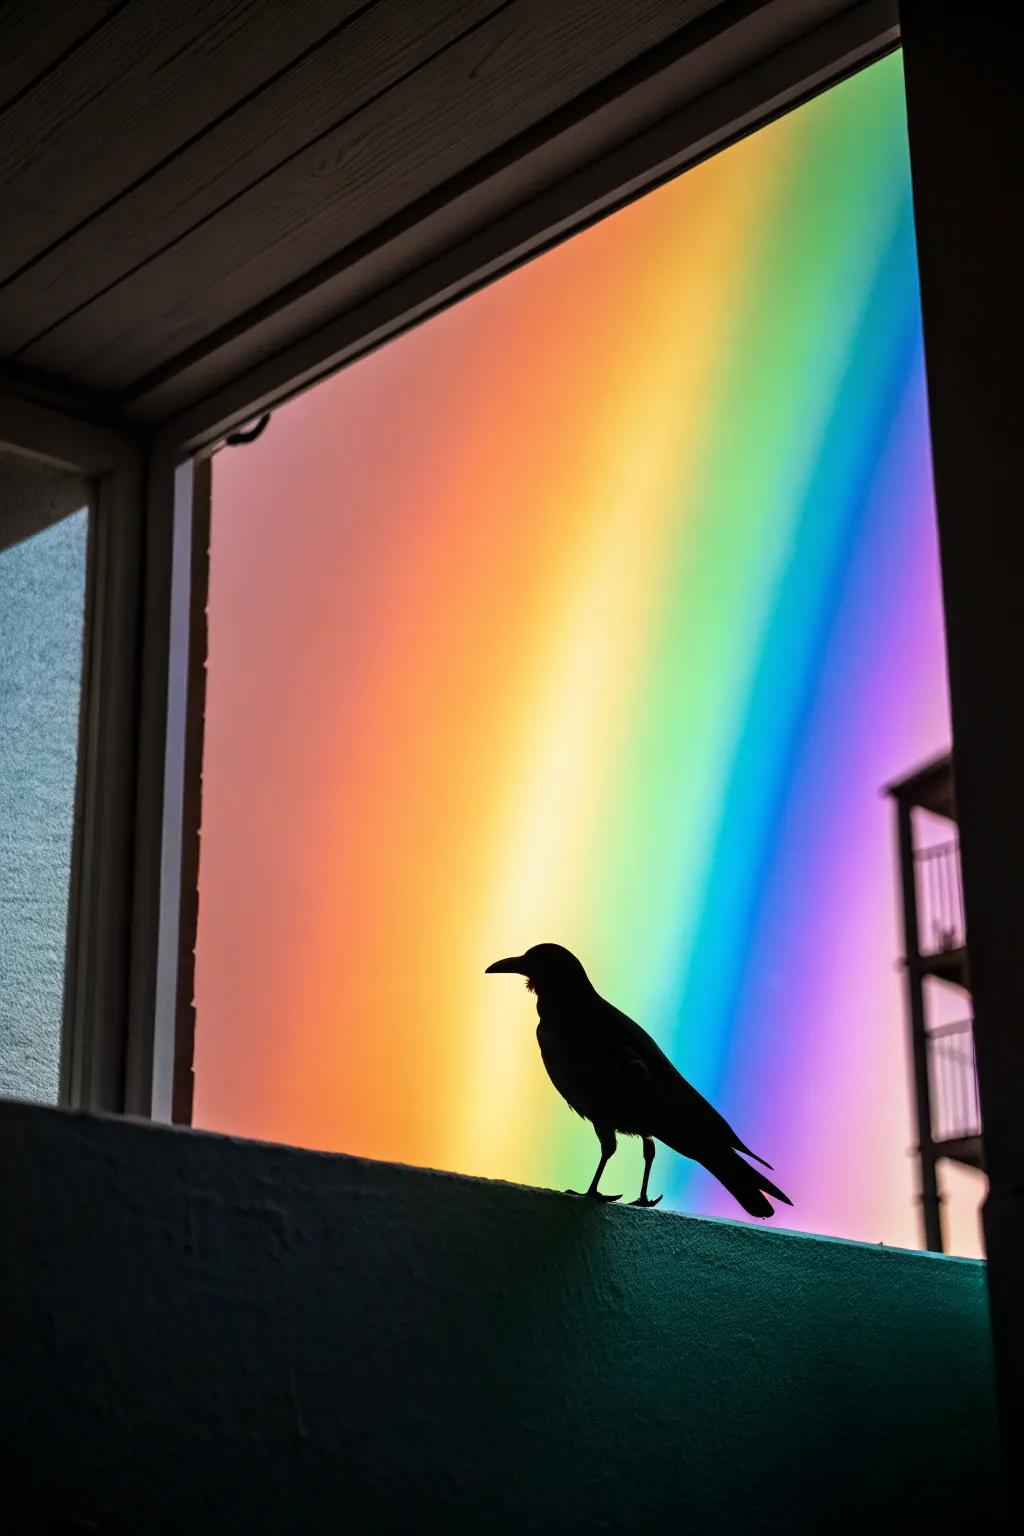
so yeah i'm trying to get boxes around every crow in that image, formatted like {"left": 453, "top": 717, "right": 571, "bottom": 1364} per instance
{"left": 486, "top": 942, "right": 792, "bottom": 1218}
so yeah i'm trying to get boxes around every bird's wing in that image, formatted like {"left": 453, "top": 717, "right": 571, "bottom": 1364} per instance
{"left": 591, "top": 1001, "right": 665, "bottom": 1078}
{"left": 596, "top": 1000, "right": 741, "bottom": 1147}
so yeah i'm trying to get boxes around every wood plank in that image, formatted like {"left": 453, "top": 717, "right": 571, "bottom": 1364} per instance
{"left": 133, "top": 0, "right": 897, "bottom": 432}
{"left": 17, "top": 0, "right": 718, "bottom": 390}
{"left": 0, "top": 0, "right": 117, "bottom": 113}
{"left": 0, "top": 0, "right": 365, "bottom": 282}
{"left": 0, "top": 0, "right": 502, "bottom": 353}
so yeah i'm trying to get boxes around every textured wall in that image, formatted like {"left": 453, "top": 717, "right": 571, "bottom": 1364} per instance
{"left": 0, "top": 458, "right": 88, "bottom": 1104}
{"left": 0, "top": 1101, "right": 1004, "bottom": 1534}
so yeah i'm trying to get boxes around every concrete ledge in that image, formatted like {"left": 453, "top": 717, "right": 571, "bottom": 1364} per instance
{"left": 0, "top": 1101, "right": 1005, "bottom": 1534}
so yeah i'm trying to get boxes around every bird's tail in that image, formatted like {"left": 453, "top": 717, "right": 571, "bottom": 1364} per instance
{"left": 703, "top": 1148, "right": 792, "bottom": 1220}
{"left": 734, "top": 1138, "right": 773, "bottom": 1170}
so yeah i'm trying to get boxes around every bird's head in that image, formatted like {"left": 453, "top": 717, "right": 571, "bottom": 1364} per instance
{"left": 485, "top": 942, "right": 592, "bottom": 998}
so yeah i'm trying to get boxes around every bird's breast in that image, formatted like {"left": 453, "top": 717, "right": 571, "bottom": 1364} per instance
{"left": 535, "top": 1015, "right": 630, "bottom": 1126}
{"left": 536, "top": 1019, "right": 588, "bottom": 1118}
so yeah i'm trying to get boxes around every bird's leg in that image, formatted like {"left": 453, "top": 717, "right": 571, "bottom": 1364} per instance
{"left": 629, "top": 1136, "right": 663, "bottom": 1208}
{"left": 566, "top": 1127, "right": 621, "bottom": 1202}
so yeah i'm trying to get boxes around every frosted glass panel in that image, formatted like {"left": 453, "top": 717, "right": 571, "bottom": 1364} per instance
{"left": 1, "top": 452, "right": 90, "bottom": 1103}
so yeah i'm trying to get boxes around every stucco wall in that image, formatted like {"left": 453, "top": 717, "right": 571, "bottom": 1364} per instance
{"left": 0, "top": 456, "right": 89, "bottom": 1103}
{"left": 0, "top": 1101, "right": 1005, "bottom": 1534}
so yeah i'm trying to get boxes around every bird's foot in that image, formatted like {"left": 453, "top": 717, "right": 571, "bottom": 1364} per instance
{"left": 565, "top": 1189, "right": 621, "bottom": 1203}
{"left": 629, "top": 1194, "right": 663, "bottom": 1208}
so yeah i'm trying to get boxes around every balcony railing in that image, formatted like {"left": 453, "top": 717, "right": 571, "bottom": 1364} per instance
{"left": 915, "top": 839, "right": 966, "bottom": 955}
{"left": 927, "top": 1018, "right": 981, "bottom": 1144}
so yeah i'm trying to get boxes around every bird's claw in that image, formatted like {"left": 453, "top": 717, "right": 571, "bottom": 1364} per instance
{"left": 565, "top": 1189, "right": 622, "bottom": 1203}
{"left": 629, "top": 1195, "right": 663, "bottom": 1208}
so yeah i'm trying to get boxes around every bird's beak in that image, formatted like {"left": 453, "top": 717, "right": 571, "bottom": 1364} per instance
{"left": 485, "top": 955, "right": 527, "bottom": 975}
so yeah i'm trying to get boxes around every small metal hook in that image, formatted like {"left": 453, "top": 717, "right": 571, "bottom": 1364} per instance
{"left": 225, "top": 412, "right": 271, "bottom": 447}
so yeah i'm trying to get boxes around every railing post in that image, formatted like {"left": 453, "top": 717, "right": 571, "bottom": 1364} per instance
{"left": 895, "top": 799, "right": 943, "bottom": 1252}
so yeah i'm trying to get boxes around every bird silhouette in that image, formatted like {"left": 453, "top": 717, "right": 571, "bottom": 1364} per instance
{"left": 486, "top": 942, "right": 792, "bottom": 1218}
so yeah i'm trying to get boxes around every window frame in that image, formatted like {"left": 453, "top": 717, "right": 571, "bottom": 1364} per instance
{"left": 2, "top": 2, "right": 907, "bottom": 1126}
{"left": 0, "top": 3, "right": 945, "bottom": 1140}
{"left": 147, "top": 2, "right": 902, "bottom": 1122}
{"left": 0, "top": 396, "right": 146, "bottom": 1112}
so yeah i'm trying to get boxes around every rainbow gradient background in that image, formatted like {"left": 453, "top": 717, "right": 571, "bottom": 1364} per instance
{"left": 194, "top": 53, "right": 985, "bottom": 1255}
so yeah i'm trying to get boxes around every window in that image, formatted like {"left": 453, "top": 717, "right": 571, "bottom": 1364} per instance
{"left": 178, "top": 53, "right": 983, "bottom": 1255}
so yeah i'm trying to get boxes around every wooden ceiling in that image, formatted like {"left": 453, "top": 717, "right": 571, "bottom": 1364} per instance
{"left": 0, "top": 0, "right": 897, "bottom": 432}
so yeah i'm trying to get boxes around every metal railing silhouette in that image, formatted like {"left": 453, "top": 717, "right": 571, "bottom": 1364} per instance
{"left": 915, "top": 838, "right": 966, "bottom": 955}
{"left": 927, "top": 1018, "right": 981, "bottom": 1144}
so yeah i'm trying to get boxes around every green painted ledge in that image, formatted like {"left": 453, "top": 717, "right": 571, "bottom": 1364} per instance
{"left": 0, "top": 1101, "right": 1006, "bottom": 1534}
